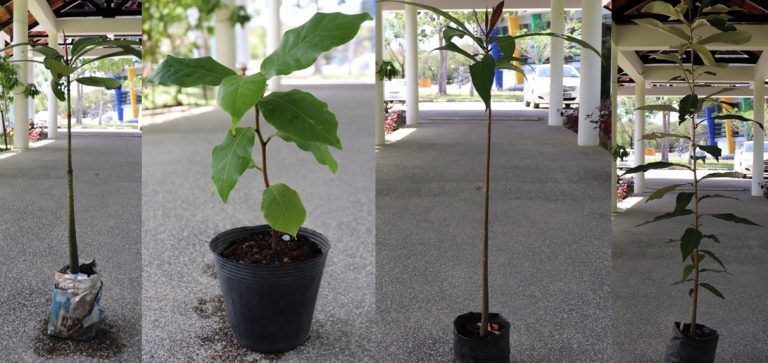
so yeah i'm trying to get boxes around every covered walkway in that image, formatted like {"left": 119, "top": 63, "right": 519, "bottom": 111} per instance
{"left": 141, "top": 84, "right": 375, "bottom": 361}
{"left": 376, "top": 109, "right": 611, "bottom": 361}
{"left": 0, "top": 133, "right": 142, "bottom": 361}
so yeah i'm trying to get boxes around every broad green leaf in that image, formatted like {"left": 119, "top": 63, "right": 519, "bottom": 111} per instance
{"left": 444, "top": 26, "right": 467, "bottom": 44}
{"left": 704, "top": 15, "right": 736, "bottom": 32}
{"left": 43, "top": 58, "right": 76, "bottom": 78}
{"left": 71, "top": 37, "right": 102, "bottom": 59}
{"left": 680, "top": 227, "right": 703, "bottom": 261}
{"left": 699, "top": 282, "right": 724, "bottom": 299}
{"left": 650, "top": 52, "right": 682, "bottom": 63}
{"left": 703, "top": 87, "right": 736, "bottom": 100}
{"left": 260, "top": 12, "right": 372, "bottom": 78}
{"left": 697, "top": 144, "right": 721, "bottom": 161}
{"left": 635, "top": 104, "right": 678, "bottom": 113}
{"left": 495, "top": 61, "right": 527, "bottom": 77}
{"left": 469, "top": 55, "right": 495, "bottom": 111}
{"left": 678, "top": 94, "right": 699, "bottom": 122}
{"left": 641, "top": 1, "right": 681, "bottom": 20}
{"left": 277, "top": 132, "right": 338, "bottom": 173}
{"left": 671, "top": 278, "right": 693, "bottom": 286}
{"left": 703, "top": 234, "right": 721, "bottom": 243}
{"left": 700, "top": 171, "right": 743, "bottom": 180}
{"left": 706, "top": 213, "right": 761, "bottom": 226}
{"left": 691, "top": 44, "right": 721, "bottom": 67}
{"left": 633, "top": 18, "right": 689, "bottom": 41}
{"left": 622, "top": 161, "right": 690, "bottom": 176}
{"left": 507, "top": 32, "right": 602, "bottom": 59}
{"left": 491, "top": 36, "right": 516, "bottom": 58}
{"left": 646, "top": 183, "right": 690, "bottom": 202}
{"left": 384, "top": 1, "right": 481, "bottom": 47}
{"left": 641, "top": 132, "right": 691, "bottom": 141}
{"left": 674, "top": 192, "right": 694, "bottom": 213}
{"left": 75, "top": 77, "right": 123, "bottom": 89}
{"left": 51, "top": 78, "right": 65, "bottom": 102}
{"left": 699, "top": 268, "right": 729, "bottom": 274}
{"left": 211, "top": 127, "right": 256, "bottom": 202}
{"left": 698, "top": 30, "right": 751, "bottom": 46}
{"left": 29, "top": 44, "right": 62, "bottom": 59}
{"left": 259, "top": 89, "right": 342, "bottom": 149}
{"left": 80, "top": 50, "right": 134, "bottom": 68}
{"left": 710, "top": 114, "right": 764, "bottom": 130}
{"left": 699, "top": 193, "right": 739, "bottom": 202}
{"left": 702, "top": 4, "right": 731, "bottom": 13}
{"left": 682, "top": 264, "right": 695, "bottom": 280}
{"left": 637, "top": 209, "right": 693, "bottom": 227}
{"left": 216, "top": 73, "right": 267, "bottom": 130}
{"left": 149, "top": 55, "right": 236, "bottom": 87}
{"left": 433, "top": 42, "right": 475, "bottom": 62}
{"left": 700, "top": 249, "right": 726, "bottom": 270}
{"left": 261, "top": 183, "right": 306, "bottom": 237}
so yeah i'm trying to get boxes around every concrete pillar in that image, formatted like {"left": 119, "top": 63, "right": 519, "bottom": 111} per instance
{"left": 235, "top": 0, "right": 251, "bottom": 69}
{"left": 214, "top": 0, "right": 237, "bottom": 69}
{"left": 577, "top": 0, "right": 602, "bottom": 146}
{"left": 13, "top": 0, "right": 29, "bottom": 149}
{"left": 128, "top": 67, "right": 139, "bottom": 118}
{"left": 549, "top": 0, "right": 565, "bottom": 127}
{"left": 375, "top": 4, "right": 385, "bottom": 146}
{"left": 47, "top": 31, "right": 59, "bottom": 138}
{"left": 266, "top": 0, "right": 282, "bottom": 90}
{"left": 404, "top": 4, "right": 420, "bottom": 125}
{"left": 610, "top": 23, "right": 618, "bottom": 212}
{"left": 634, "top": 80, "right": 646, "bottom": 194}
{"left": 752, "top": 81, "right": 765, "bottom": 196}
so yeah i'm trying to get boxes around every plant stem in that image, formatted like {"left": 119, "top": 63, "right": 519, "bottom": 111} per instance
{"left": 480, "top": 105, "right": 492, "bottom": 337}
{"left": 254, "top": 106, "right": 280, "bottom": 250}
{"left": 686, "top": 16, "right": 699, "bottom": 337}
{"left": 67, "top": 74, "right": 79, "bottom": 274}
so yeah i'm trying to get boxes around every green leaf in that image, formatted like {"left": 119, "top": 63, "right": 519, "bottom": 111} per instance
{"left": 506, "top": 32, "right": 602, "bottom": 59}
{"left": 640, "top": 1, "right": 681, "bottom": 20}
{"left": 29, "top": 44, "right": 62, "bottom": 59}
{"left": 710, "top": 114, "right": 764, "bottom": 130}
{"left": 704, "top": 15, "right": 737, "bottom": 32}
{"left": 680, "top": 227, "right": 703, "bottom": 261}
{"left": 641, "top": 132, "right": 691, "bottom": 141}
{"left": 700, "top": 249, "right": 726, "bottom": 270}
{"left": 702, "top": 87, "right": 736, "bottom": 100}
{"left": 50, "top": 78, "right": 65, "bottom": 102}
{"left": 702, "top": 4, "right": 731, "bottom": 13}
{"left": 635, "top": 104, "right": 678, "bottom": 113}
{"left": 674, "top": 192, "right": 695, "bottom": 213}
{"left": 149, "top": 55, "right": 236, "bottom": 87}
{"left": 384, "top": 1, "right": 481, "bottom": 47}
{"left": 259, "top": 89, "right": 342, "bottom": 149}
{"left": 261, "top": 183, "right": 306, "bottom": 237}
{"left": 703, "top": 234, "right": 721, "bottom": 243}
{"left": 678, "top": 94, "right": 699, "bottom": 122}
{"left": 682, "top": 264, "right": 695, "bottom": 280}
{"left": 211, "top": 127, "right": 256, "bottom": 203}
{"left": 700, "top": 171, "right": 744, "bottom": 180}
{"left": 633, "top": 18, "right": 689, "bottom": 41}
{"left": 277, "top": 132, "right": 338, "bottom": 173}
{"left": 697, "top": 144, "right": 721, "bottom": 161}
{"left": 433, "top": 42, "right": 475, "bottom": 62}
{"left": 646, "top": 183, "right": 690, "bottom": 203}
{"left": 699, "top": 193, "right": 739, "bottom": 202}
{"left": 216, "top": 73, "right": 267, "bottom": 130}
{"left": 670, "top": 278, "right": 693, "bottom": 286}
{"left": 691, "top": 44, "right": 721, "bottom": 67}
{"left": 71, "top": 37, "right": 102, "bottom": 59}
{"left": 650, "top": 52, "right": 682, "bottom": 63}
{"left": 637, "top": 209, "right": 694, "bottom": 227}
{"left": 698, "top": 30, "right": 751, "bottom": 46}
{"left": 75, "top": 77, "right": 123, "bottom": 89}
{"left": 622, "top": 161, "right": 690, "bottom": 176}
{"left": 260, "top": 12, "right": 372, "bottom": 78}
{"left": 705, "top": 213, "right": 761, "bottom": 226}
{"left": 699, "top": 282, "right": 725, "bottom": 299}
{"left": 469, "top": 55, "right": 495, "bottom": 111}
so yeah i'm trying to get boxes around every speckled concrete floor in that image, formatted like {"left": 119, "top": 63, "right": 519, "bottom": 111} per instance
{"left": 0, "top": 134, "right": 142, "bottom": 362}
{"left": 141, "top": 84, "right": 375, "bottom": 362}
{"left": 376, "top": 111, "right": 612, "bottom": 362}
{"left": 612, "top": 174, "right": 768, "bottom": 362}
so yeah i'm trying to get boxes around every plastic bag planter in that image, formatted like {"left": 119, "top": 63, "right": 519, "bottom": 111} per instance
{"left": 48, "top": 260, "right": 105, "bottom": 341}
{"left": 453, "top": 312, "right": 511, "bottom": 363}
{"left": 210, "top": 225, "right": 330, "bottom": 353}
{"left": 663, "top": 322, "right": 719, "bottom": 363}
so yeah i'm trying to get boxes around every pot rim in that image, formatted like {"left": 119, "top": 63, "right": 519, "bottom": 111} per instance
{"left": 210, "top": 225, "right": 330, "bottom": 270}
{"left": 453, "top": 312, "right": 511, "bottom": 340}
{"left": 672, "top": 321, "right": 720, "bottom": 341}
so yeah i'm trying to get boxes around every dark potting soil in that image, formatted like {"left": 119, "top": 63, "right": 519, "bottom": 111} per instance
{"left": 221, "top": 231, "right": 321, "bottom": 265}
{"left": 678, "top": 322, "right": 718, "bottom": 339}
{"left": 459, "top": 322, "right": 504, "bottom": 339}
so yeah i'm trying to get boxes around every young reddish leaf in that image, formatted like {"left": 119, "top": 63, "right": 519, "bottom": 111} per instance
{"left": 489, "top": 1, "right": 505, "bottom": 33}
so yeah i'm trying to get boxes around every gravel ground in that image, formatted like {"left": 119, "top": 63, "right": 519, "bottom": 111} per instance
{"left": 376, "top": 110, "right": 612, "bottom": 362}
{"left": 0, "top": 134, "right": 142, "bottom": 362}
{"left": 141, "top": 84, "right": 375, "bottom": 362}
{"left": 612, "top": 175, "right": 768, "bottom": 362}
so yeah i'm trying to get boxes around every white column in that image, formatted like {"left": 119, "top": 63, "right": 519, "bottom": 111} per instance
{"left": 548, "top": 0, "right": 564, "bottom": 126}
{"left": 577, "top": 0, "right": 602, "bottom": 146}
{"left": 235, "top": 0, "right": 251, "bottom": 70}
{"left": 404, "top": 4, "right": 420, "bottom": 125}
{"left": 13, "top": 0, "right": 29, "bottom": 150}
{"left": 610, "top": 23, "right": 618, "bottom": 212}
{"left": 214, "top": 0, "right": 237, "bottom": 69}
{"left": 266, "top": 0, "right": 282, "bottom": 90}
{"left": 375, "top": 4, "right": 385, "bottom": 146}
{"left": 752, "top": 81, "right": 765, "bottom": 196}
{"left": 47, "top": 32, "right": 60, "bottom": 138}
{"left": 634, "top": 80, "right": 646, "bottom": 194}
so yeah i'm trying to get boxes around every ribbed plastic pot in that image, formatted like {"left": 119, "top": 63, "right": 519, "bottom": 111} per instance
{"left": 453, "top": 312, "right": 511, "bottom": 363}
{"left": 210, "top": 225, "right": 329, "bottom": 353}
{"left": 663, "top": 322, "right": 719, "bottom": 363}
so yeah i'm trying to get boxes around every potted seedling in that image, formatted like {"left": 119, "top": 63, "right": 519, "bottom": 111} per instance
{"left": 383, "top": 1, "right": 600, "bottom": 361}
{"left": 150, "top": 12, "right": 371, "bottom": 352}
{"left": 622, "top": 2, "right": 762, "bottom": 362}
{"left": 0, "top": 56, "right": 39, "bottom": 150}
{"left": 1, "top": 37, "right": 141, "bottom": 340}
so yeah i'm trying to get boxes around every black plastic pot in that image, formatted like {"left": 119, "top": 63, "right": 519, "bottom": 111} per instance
{"left": 453, "top": 312, "right": 511, "bottom": 363}
{"left": 210, "top": 225, "right": 329, "bottom": 353}
{"left": 663, "top": 322, "right": 719, "bottom": 363}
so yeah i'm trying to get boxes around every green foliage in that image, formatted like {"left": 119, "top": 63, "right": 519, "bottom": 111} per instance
{"left": 376, "top": 60, "right": 401, "bottom": 81}
{"left": 151, "top": 11, "right": 370, "bottom": 238}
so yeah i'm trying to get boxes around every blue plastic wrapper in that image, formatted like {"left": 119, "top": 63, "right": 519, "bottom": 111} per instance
{"left": 47, "top": 261, "right": 105, "bottom": 341}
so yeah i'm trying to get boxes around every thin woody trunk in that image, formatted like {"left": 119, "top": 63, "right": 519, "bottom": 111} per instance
{"left": 1, "top": 108, "right": 8, "bottom": 150}
{"left": 67, "top": 74, "right": 79, "bottom": 274}
{"left": 253, "top": 106, "right": 280, "bottom": 250}
{"left": 480, "top": 106, "right": 492, "bottom": 337}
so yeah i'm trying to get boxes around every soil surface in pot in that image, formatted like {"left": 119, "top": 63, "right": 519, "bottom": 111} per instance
{"left": 678, "top": 322, "right": 717, "bottom": 339}
{"left": 221, "top": 231, "right": 321, "bottom": 265}
{"left": 459, "top": 321, "right": 505, "bottom": 339}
